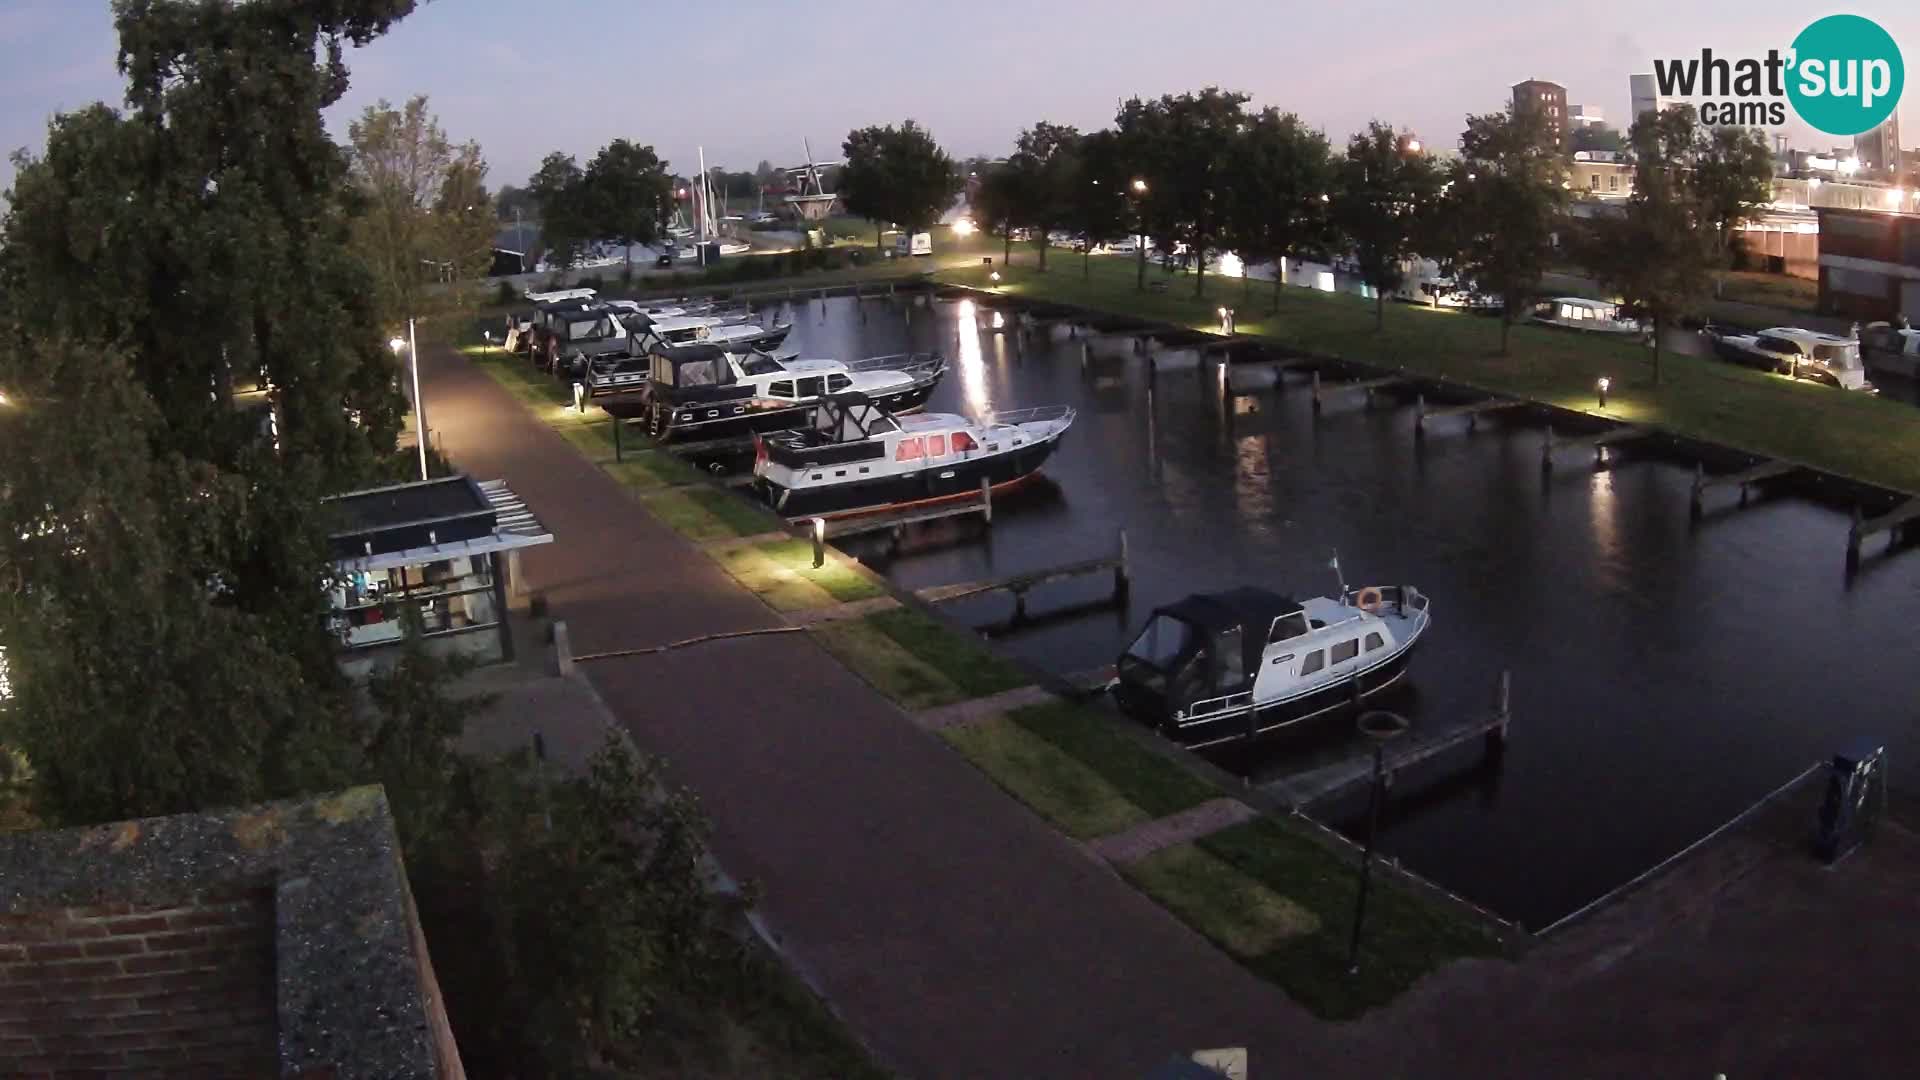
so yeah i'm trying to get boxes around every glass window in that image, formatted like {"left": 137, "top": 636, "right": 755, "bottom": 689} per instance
{"left": 927, "top": 434, "right": 947, "bottom": 457}
{"left": 797, "top": 376, "right": 826, "bottom": 398}
{"left": 1755, "top": 336, "right": 1798, "bottom": 356}
{"left": 826, "top": 374, "right": 852, "bottom": 393}
{"left": 1332, "top": 639, "right": 1359, "bottom": 663}
{"left": 1269, "top": 612, "right": 1308, "bottom": 641}
{"left": 895, "top": 437, "right": 925, "bottom": 461}
{"left": 1298, "top": 651, "right": 1326, "bottom": 676}
{"left": 1365, "top": 632, "right": 1385, "bottom": 652}
{"left": 768, "top": 380, "right": 795, "bottom": 398}
{"left": 1589, "top": 173, "right": 1600, "bottom": 189}
{"left": 678, "top": 359, "right": 724, "bottom": 386}
{"left": 738, "top": 353, "right": 784, "bottom": 376}
{"left": 951, "top": 431, "right": 978, "bottom": 452}
{"left": 1125, "top": 615, "right": 1197, "bottom": 668}
{"left": 1215, "top": 626, "right": 1244, "bottom": 687}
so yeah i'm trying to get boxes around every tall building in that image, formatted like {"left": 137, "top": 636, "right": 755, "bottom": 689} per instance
{"left": 1853, "top": 115, "right": 1902, "bottom": 178}
{"left": 1629, "top": 73, "right": 1670, "bottom": 123}
{"left": 1512, "top": 79, "right": 1568, "bottom": 154}
{"left": 1569, "top": 104, "right": 1605, "bottom": 128}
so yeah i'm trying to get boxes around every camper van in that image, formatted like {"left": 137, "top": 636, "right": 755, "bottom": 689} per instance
{"left": 894, "top": 231, "right": 933, "bottom": 257}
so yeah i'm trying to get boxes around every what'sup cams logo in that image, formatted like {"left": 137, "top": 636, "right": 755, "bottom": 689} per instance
{"left": 1652, "top": 14, "right": 1903, "bottom": 135}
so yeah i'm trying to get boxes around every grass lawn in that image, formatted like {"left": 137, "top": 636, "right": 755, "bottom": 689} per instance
{"left": 638, "top": 487, "right": 779, "bottom": 543}
{"left": 940, "top": 716, "right": 1151, "bottom": 839}
{"left": 1123, "top": 844, "right": 1323, "bottom": 958}
{"left": 1144, "top": 816, "right": 1505, "bottom": 1020}
{"left": 807, "top": 607, "right": 1028, "bottom": 709}
{"left": 940, "top": 253, "right": 1920, "bottom": 494}
{"left": 1714, "top": 269, "right": 1819, "bottom": 313}
{"left": 714, "top": 539, "right": 884, "bottom": 612}
{"left": 603, "top": 450, "right": 699, "bottom": 490}
{"left": 1007, "top": 702, "right": 1218, "bottom": 818}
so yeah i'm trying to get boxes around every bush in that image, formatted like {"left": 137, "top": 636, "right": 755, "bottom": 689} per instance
{"left": 493, "top": 279, "right": 519, "bottom": 307}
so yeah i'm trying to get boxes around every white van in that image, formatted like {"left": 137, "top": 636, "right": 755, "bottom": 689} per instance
{"left": 894, "top": 231, "right": 933, "bottom": 257}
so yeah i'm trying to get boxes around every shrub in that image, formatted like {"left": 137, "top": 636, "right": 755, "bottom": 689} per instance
{"left": 493, "top": 279, "right": 519, "bottom": 307}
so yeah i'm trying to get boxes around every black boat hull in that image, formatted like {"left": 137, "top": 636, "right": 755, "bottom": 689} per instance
{"left": 1113, "top": 640, "right": 1420, "bottom": 750}
{"left": 758, "top": 433, "right": 1063, "bottom": 518}
{"left": 639, "top": 378, "right": 940, "bottom": 437}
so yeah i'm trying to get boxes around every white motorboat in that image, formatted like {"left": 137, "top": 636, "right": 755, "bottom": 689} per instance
{"left": 1707, "top": 325, "right": 1875, "bottom": 391}
{"left": 1532, "top": 297, "right": 1641, "bottom": 335}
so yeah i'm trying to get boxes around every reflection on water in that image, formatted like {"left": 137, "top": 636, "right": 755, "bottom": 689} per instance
{"left": 778, "top": 295, "right": 1920, "bottom": 928}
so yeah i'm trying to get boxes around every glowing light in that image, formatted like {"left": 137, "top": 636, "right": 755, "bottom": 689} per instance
{"left": 953, "top": 299, "right": 993, "bottom": 418}
{"left": 992, "top": 311, "right": 1006, "bottom": 329}
{"left": 1405, "top": 139, "right": 1422, "bottom": 153}
{"left": 1840, "top": 157, "right": 1860, "bottom": 176}
{"left": 990, "top": 270, "right": 1001, "bottom": 284}
{"left": 0, "top": 391, "right": 9, "bottom": 406}
{"left": 1808, "top": 177, "right": 1822, "bottom": 190}
{"left": 1218, "top": 251, "right": 1245, "bottom": 279}
{"left": 1598, "top": 377, "right": 1611, "bottom": 392}
{"left": 389, "top": 337, "right": 406, "bottom": 353}
{"left": 1131, "top": 178, "right": 1148, "bottom": 193}
{"left": 951, "top": 218, "right": 977, "bottom": 236}
{"left": 1888, "top": 188, "right": 1905, "bottom": 208}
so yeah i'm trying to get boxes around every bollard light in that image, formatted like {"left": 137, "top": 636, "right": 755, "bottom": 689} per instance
{"left": 990, "top": 270, "right": 1001, "bottom": 285}
{"left": 811, "top": 517, "right": 827, "bottom": 568}
{"left": 388, "top": 337, "right": 406, "bottom": 354}
{"left": 1597, "top": 376, "right": 1611, "bottom": 409}
{"left": 0, "top": 390, "right": 10, "bottom": 406}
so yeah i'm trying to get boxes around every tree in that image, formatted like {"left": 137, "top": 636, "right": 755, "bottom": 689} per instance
{"left": 1431, "top": 107, "right": 1567, "bottom": 355}
{"left": 1693, "top": 125, "right": 1775, "bottom": 266}
{"left": 433, "top": 144, "right": 496, "bottom": 289}
{"left": 582, "top": 139, "right": 672, "bottom": 274}
{"left": 1007, "top": 121, "right": 1080, "bottom": 272}
{"left": 971, "top": 164, "right": 1023, "bottom": 267}
{"left": 1575, "top": 106, "right": 1724, "bottom": 385}
{"left": 1113, "top": 99, "right": 1175, "bottom": 292}
{"left": 1066, "top": 130, "right": 1130, "bottom": 279}
{"left": 494, "top": 183, "right": 535, "bottom": 221}
{"left": 0, "top": 0, "right": 420, "bottom": 825}
{"left": 1331, "top": 122, "right": 1443, "bottom": 330}
{"left": 753, "top": 158, "right": 775, "bottom": 186}
{"left": 1570, "top": 125, "right": 1626, "bottom": 156}
{"left": 1115, "top": 89, "right": 1249, "bottom": 298}
{"left": 839, "top": 120, "right": 961, "bottom": 252}
{"left": 1221, "top": 108, "right": 1335, "bottom": 311}
{"left": 346, "top": 95, "right": 483, "bottom": 322}
{"left": 528, "top": 151, "right": 588, "bottom": 269}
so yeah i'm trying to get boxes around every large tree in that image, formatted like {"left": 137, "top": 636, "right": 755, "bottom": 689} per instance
{"left": 1576, "top": 106, "right": 1729, "bottom": 386}
{"left": 582, "top": 139, "right": 672, "bottom": 274}
{"left": 346, "top": 95, "right": 491, "bottom": 322}
{"left": 1066, "top": 130, "right": 1131, "bottom": 279}
{"left": 0, "top": 0, "right": 419, "bottom": 824}
{"left": 1222, "top": 108, "right": 1335, "bottom": 311}
{"left": 1431, "top": 106, "right": 1567, "bottom": 355}
{"left": 528, "top": 151, "right": 589, "bottom": 269}
{"left": 971, "top": 164, "right": 1023, "bottom": 267}
{"left": 1692, "top": 125, "right": 1776, "bottom": 265}
{"left": 1115, "top": 89, "right": 1249, "bottom": 298}
{"left": 839, "top": 120, "right": 961, "bottom": 252}
{"left": 1007, "top": 121, "right": 1080, "bottom": 272}
{"left": 1331, "top": 122, "right": 1444, "bottom": 330}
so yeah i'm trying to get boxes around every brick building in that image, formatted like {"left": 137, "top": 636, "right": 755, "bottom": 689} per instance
{"left": 1513, "top": 79, "right": 1568, "bottom": 155}
{"left": 0, "top": 787, "right": 463, "bottom": 1078}
{"left": 1814, "top": 207, "right": 1920, "bottom": 321}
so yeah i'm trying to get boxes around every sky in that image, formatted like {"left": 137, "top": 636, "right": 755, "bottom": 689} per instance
{"left": 1, "top": 0, "right": 1917, "bottom": 196}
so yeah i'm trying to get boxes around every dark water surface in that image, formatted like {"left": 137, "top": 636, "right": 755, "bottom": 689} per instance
{"left": 759, "top": 293, "right": 1920, "bottom": 928}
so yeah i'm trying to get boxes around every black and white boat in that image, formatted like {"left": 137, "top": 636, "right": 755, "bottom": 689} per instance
{"left": 752, "top": 393, "right": 1074, "bottom": 519}
{"left": 1111, "top": 575, "right": 1431, "bottom": 749}
{"left": 603, "top": 345, "right": 949, "bottom": 435}
{"left": 627, "top": 310, "right": 793, "bottom": 355}
{"left": 1704, "top": 324, "right": 1875, "bottom": 391}
{"left": 505, "top": 291, "right": 598, "bottom": 356}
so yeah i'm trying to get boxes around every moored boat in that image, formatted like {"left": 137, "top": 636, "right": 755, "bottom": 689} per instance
{"left": 599, "top": 345, "right": 948, "bottom": 433}
{"left": 1531, "top": 297, "right": 1641, "bottom": 335}
{"left": 1111, "top": 578, "right": 1430, "bottom": 749}
{"left": 753, "top": 394, "right": 1073, "bottom": 519}
{"left": 1705, "top": 324, "right": 1874, "bottom": 391}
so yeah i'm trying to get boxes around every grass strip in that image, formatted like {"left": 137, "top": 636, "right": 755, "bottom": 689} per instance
{"left": 716, "top": 540, "right": 883, "bottom": 611}
{"left": 939, "top": 716, "right": 1149, "bottom": 839}
{"left": 858, "top": 607, "right": 1028, "bottom": 701}
{"left": 1007, "top": 702, "right": 1218, "bottom": 818}
{"left": 807, "top": 617, "right": 967, "bottom": 709}
{"left": 1121, "top": 843, "right": 1322, "bottom": 957}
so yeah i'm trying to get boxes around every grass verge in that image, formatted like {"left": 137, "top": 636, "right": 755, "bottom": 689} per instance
{"left": 808, "top": 607, "right": 1030, "bottom": 709}
{"left": 639, "top": 487, "right": 779, "bottom": 543}
{"left": 939, "top": 717, "right": 1150, "bottom": 839}
{"left": 1123, "top": 843, "right": 1323, "bottom": 958}
{"left": 715, "top": 539, "right": 885, "bottom": 612}
{"left": 940, "top": 254, "right": 1920, "bottom": 494}
{"left": 1007, "top": 702, "right": 1217, "bottom": 818}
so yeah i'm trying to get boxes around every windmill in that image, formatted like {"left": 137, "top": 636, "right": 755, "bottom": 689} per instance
{"left": 782, "top": 138, "right": 842, "bottom": 222}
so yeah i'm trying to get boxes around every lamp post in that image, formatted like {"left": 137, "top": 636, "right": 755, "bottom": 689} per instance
{"left": 390, "top": 320, "right": 427, "bottom": 481}
{"left": 1597, "top": 375, "right": 1611, "bottom": 409}
{"left": 1131, "top": 178, "right": 1149, "bottom": 292}
{"left": 1349, "top": 709, "right": 1410, "bottom": 972}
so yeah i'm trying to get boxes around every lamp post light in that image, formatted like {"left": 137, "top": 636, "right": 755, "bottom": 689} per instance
{"left": 1349, "top": 709, "right": 1410, "bottom": 972}
{"left": 390, "top": 322, "right": 427, "bottom": 481}
{"left": 1597, "top": 375, "right": 1611, "bottom": 409}
{"left": 1130, "top": 178, "right": 1149, "bottom": 292}
{"left": 811, "top": 517, "right": 827, "bottom": 568}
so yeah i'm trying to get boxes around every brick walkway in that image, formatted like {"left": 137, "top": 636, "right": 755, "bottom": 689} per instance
{"left": 1088, "top": 798, "right": 1261, "bottom": 864}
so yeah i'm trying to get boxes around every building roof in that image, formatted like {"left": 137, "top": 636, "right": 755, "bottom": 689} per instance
{"left": 330, "top": 477, "right": 553, "bottom": 573}
{"left": 0, "top": 787, "right": 456, "bottom": 1078}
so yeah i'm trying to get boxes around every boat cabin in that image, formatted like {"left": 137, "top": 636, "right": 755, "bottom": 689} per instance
{"left": 1541, "top": 297, "right": 1627, "bottom": 325}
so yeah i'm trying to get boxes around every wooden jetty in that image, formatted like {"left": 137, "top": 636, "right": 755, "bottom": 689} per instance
{"left": 1262, "top": 672, "right": 1512, "bottom": 808}
{"left": 1310, "top": 372, "right": 1408, "bottom": 414}
{"left": 1847, "top": 497, "right": 1920, "bottom": 569}
{"left": 814, "top": 478, "right": 999, "bottom": 544}
{"left": 1413, "top": 394, "right": 1526, "bottom": 435}
{"left": 915, "top": 530, "right": 1129, "bottom": 620}
{"left": 1689, "top": 460, "right": 1796, "bottom": 519}
{"left": 1539, "top": 423, "right": 1653, "bottom": 472}
{"left": 1221, "top": 356, "right": 1314, "bottom": 397}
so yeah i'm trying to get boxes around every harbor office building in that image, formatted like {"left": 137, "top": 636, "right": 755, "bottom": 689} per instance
{"left": 324, "top": 475, "right": 551, "bottom": 679}
{"left": 1816, "top": 207, "right": 1920, "bottom": 322}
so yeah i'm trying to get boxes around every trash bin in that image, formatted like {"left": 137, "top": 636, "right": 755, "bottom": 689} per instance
{"left": 1813, "top": 736, "right": 1885, "bottom": 863}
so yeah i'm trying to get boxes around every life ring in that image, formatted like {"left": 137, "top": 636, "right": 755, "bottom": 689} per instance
{"left": 1356, "top": 587, "right": 1383, "bottom": 612}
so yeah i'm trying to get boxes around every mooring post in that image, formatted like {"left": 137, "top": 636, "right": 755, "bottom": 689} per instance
{"left": 981, "top": 476, "right": 993, "bottom": 525}
{"left": 550, "top": 620, "right": 574, "bottom": 678}
{"left": 1540, "top": 424, "right": 1555, "bottom": 474}
{"left": 1847, "top": 506, "right": 1863, "bottom": 571}
{"left": 1312, "top": 371, "right": 1323, "bottom": 415}
{"left": 1689, "top": 462, "right": 1704, "bottom": 520}
{"left": 614, "top": 417, "right": 623, "bottom": 462}
{"left": 1082, "top": 341, "right": 1092, "bottom": 372}
{"left": 1414, "top": 393, "right": 1426, "bottom": 432}
{"left": 1490, "top": 669, "right": 1512, "bottom": 753}
{"left": 1114, "top": 528, "right": 1131, "bottom": 602}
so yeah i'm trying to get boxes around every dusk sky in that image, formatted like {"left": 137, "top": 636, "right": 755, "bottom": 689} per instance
{"left": 1, "top": 0, "right": 1916, "bottom": 196}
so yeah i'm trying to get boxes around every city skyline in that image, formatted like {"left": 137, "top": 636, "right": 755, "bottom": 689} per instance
{"left": 1, "top": 0, "right": 1916, "bottom": 196}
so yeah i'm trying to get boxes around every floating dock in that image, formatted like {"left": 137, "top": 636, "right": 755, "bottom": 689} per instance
{"left": 1539, "top": 423, "right": 1653, "bottom": 471}
{"left": 1847, "top": 497, "right": 1920, "bottom": 569}
{"left": 914, "top": 530, "right": 1129, "bottom": 620}
{"left": 1311, "top": 372, "right": 1408, "bottom": 414}
{"left": 1414, "top": 394, "right": 1526, "bottom": 435}
{"left": 1689, "top": 460, "right": 1797, "bottom": 518}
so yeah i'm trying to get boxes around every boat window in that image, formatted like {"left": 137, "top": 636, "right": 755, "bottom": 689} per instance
{"left": 951, "top": 431, "right": 978, "bottom": 452}
{"left": 1299, "top": 650, "right": 1326, "bottom": 676}
{"left": 676, "top": 358, "right": 728, "bottom": 387}
{"left": 1215, "top": 626, "right": 1245, "bottom": 687}
{"left": 1364, "top": 632, "right": 1385, "bottom": 652}
{"left": 1269, "top": 612, "right": 1308, "bottom": 642}
{"left": 1125, "top": 614, "right": 1197, "bottom": 669}
{"left": 1812, "top": 343, "right": 1861, "bottom": 369}
{"left": 1332, "top": 639, "right": 1359, "bottom": 663}
{"left": 926, "top": 434, "right": 947, "bottom": 457}
{"left": 1269, "top": 653, "right": 1294, "bottom": 667}
{"left": 652, "top": 356, "right": 674, "bottom": 385}
{"left": 826, "top": 374, "right": 852, "bottom": 393}
{"left": 797, "top": 376, "right": 826, "bottom": 398}
{"left": 769, "top": 380, "right": 795, "bottom": 398}
{"left": 895, "top": 437, "right": 925, "bottom": 462}
{"left": 1755, "top": 335, "right": 1799, "bottom": 356}
{"left": 738, "top": 352, "right": 784, "bottom": 376}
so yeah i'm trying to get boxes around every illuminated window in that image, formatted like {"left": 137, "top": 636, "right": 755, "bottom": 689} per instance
{"left": 895, "top": 437, "right": 925, "bottom": 461}
{"left": 927, "top": 434, "right": 947, "bottom": 457}
{"left": 951, "top": 431, "right": 978, "bottom": 452}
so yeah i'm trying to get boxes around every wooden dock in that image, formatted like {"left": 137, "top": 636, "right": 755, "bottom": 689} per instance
{"left": 1847, "top": 497, "right": 1920, "bottom": 568}
{"left": 1310, "top": 372, "right": 1408, "bottom": 414}
{"left": 1689, "top": 460, "right": 1796, "bottom": 518}
{"left": 1262, "top": 672, "right": 1512, "bottom": 808}
{"left": 1221, "top": 356, "right": 1314, "bottom": 397}
{"left": 914, "top": 530, "right": 1129, "bottom": 620}
{"left": 1413, "top": 394, "right": 1525, "bottom": 434}
{"left": 812, "top": 478, "right": 1000, "bottom": 544}
{"left": 1539, "top": 423, "right": 1653, "bottom": 471}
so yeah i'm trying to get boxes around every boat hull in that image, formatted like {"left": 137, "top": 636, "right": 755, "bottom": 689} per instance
{"left": 1114, "top": 638, "right": 1420, "bottom": 750}
{"left": 759, "top": 433, "right": 1062, "bottom": 519}
{"left": 639, "top": 378, "right": 940, "bottom": 437}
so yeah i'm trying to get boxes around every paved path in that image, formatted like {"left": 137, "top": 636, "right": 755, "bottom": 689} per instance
{"left": 1089, "top": 798, "right": 1261, "bottom": 865}
{"left": 419, "top": 345, "right": 1378, "bottom": 1078}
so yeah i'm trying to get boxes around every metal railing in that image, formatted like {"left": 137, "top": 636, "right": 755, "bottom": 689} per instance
{"left": 985, "top": 405, "right": 1076, "bottom": 429}
{"left": 845, "top": 351, "right": 947, "bottom": 378}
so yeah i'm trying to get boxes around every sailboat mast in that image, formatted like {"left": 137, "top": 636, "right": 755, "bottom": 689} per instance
{"left": 697, "top": 145, "right": 708, "bottom": 268}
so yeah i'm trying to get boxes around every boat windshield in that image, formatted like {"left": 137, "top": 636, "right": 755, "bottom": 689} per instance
{"left": 738, "top": 352, "right": 786, "bottom": 376}
{"left": 1124, "top": 614, "right": 1199, "bottom": 671}
{"left": 1812, "top": 343, "right": 1861, "bottom": 369}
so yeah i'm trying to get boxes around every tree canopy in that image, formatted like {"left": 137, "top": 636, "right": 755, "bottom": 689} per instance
{"left": 1331, "top": 122, "right": 1443, "bottom": 329}
{"left": 1115, "top": 89, "right": 1250, "bottom": 297}
{"left": 346, "top": 95, "right": 494, "bottom": 323}
{"left": 1007, "top": 121, "right": 1080, "bottom": 271}
{"left": 1221, "top": 108, "right": 1335, "bottom": 310}
{"left": 839, "top": 120, "right": 961, "bottom": 250}
{"left": 583, "top": 139, "right": 673, "bottom": 272}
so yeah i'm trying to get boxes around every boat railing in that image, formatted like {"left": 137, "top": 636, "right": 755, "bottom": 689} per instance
{"left": 985, "top": 405, "right": 1075, "bottom": 429}
{"left": 844, "top": 352, "right": 947, "bottom": 378}
{"left": 1184, "top": 690, "right": 1254, "bottom": 720}
{"left": 1345, "top": 585, "right": 1429, "bottom": 615}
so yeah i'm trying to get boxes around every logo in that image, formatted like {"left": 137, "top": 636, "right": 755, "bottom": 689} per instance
{"left": 1650, "top": 14, "right": 1903, "bottom": 136}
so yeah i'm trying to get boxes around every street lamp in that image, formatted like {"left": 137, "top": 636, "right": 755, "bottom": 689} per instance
{"left": 1349, "top": 709, "right": 1410, "bottom": 972}
{"left": 1130, "top": 179, "right": 1150, "bottom": 291}
{"left": 810, "top": 517, "right": 827, "bottom": 568}
{"left": 391, "top": 322, "right": 427, "bottom": 481}
{"left": 1597, "top": 375, "right": 1611, "bottom": 409}
{"left": 1131, "top": 178, "right": 1148, "bottom": 194}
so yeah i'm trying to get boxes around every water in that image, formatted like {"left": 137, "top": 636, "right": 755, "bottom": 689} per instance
{"left": 756, "top": 292, "right": 1920, "bottom": 928}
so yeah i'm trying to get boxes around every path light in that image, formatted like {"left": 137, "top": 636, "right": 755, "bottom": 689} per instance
{"left": 1597, "top": 376, "right": 1611, "bottom": 409}
{"left": 389, "top": 337, "right": 406, "bottom": 353}
{"left": 0, "top": 390, "right": 10, "bottom": 406}
{"left": 811, "top": 517, "right": 827, "bottom": 568}
{"left": 990, "top": 270, "right": 1002, "bottom": 286}
{"left": 1131, "top": 178, "right": 1147, "bottom": 194}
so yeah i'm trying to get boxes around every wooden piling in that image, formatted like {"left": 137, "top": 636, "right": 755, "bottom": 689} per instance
{"left": 1540, "top": 424, "right": 1554, "bottom": 474}
{"left": 1113, "top": 529, "right": 1131, "bottom": 602}
{"left": 1311, "top": 371, "right": 1323, "bottom": 414}
{"left": 1848, "top": 505, "right": 1863, "bottom": 571}
{"left": 1489, "top": 670, "right": 1511, "bottom": 753}
{"left": 1689, "top": 462, "right": 1704, "bottom": 520}
{"left": 1414, "top": 394, "right": 1426, "bottom": 438}
{"left": 981, "top": 476, "right": 993, "bottom": 525}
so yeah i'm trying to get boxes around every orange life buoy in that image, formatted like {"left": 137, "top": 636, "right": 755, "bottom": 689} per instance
{"left": 1356, "top": 587, "right": 1383, "bottom": 612}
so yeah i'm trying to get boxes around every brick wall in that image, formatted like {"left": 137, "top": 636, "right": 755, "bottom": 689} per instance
{"left": 0, "top": 892, "right": 278, "bottom": 1077}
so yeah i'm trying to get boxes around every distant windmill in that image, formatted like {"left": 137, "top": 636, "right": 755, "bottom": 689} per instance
{"left": 782, "top": 138, "right": 842, "bottom": 222}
